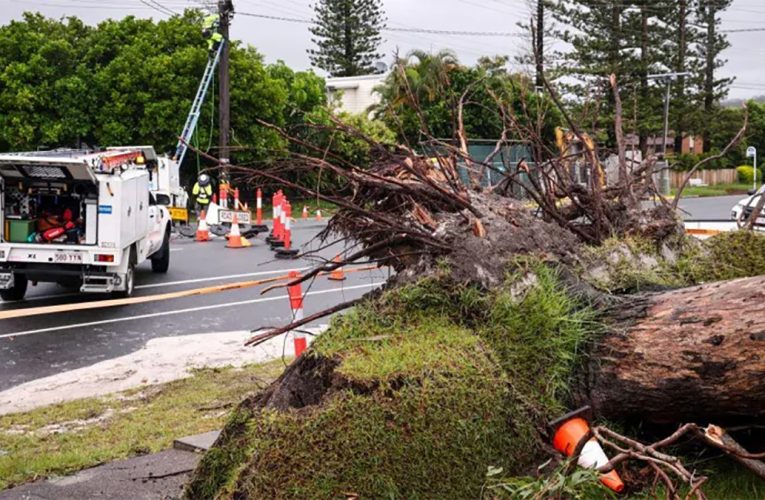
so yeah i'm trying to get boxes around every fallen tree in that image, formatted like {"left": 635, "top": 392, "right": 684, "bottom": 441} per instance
{"left": 589, "top": 274, "right": 765, "bottom": 423}
{"left": 183, "top": 71, "right": 763, "bottom": 498}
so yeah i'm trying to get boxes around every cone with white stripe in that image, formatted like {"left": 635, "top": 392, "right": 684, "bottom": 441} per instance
{"left": 551, "top": 408, "right": 624, "bottom": 493}
{"left": 195, "top": 210, "right": 210, "bottom": 242}
{"left": 288, "top": 270, "right": 307, "bottom": 356}
{"left": 225, "top": 214, "right": 247, "bottom": 249}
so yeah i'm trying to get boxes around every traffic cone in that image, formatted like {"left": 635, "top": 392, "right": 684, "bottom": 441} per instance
{"left": 271, "top": 197, "right": 287, "bottom": 248}
{"left": 266, "top": 191, "right": 281, "bottom": 244}
{"left": 551, "top": 410, "right": 625, "bottom": 493}
{"left": 302, "top": 205, "right": 308, "bottom": 219}
{"left": 226, "top": 214, "right": 246, "bottom": 249}
{"left": 256, "top": 188, "right": 263, "bottom": 225}
{"left": 276, "top": 202, "right": 299, "bottom": 259}
{"left": 195, "top": 210, "right": 210, "bottom": 242}
{"left": 328, "top": 254, "right": 346, "bottom": 281}
{"left": 316, "top": 208, "right": 322, "bottom": 221}
{"left": 287, "top": 270, "right": 307, "bottom": 356}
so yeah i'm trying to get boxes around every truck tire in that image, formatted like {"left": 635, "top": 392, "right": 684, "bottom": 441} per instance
{"left": 151, "top": 230, "right": 171, "bottom": 273}
{"left": 0, "top": 275, "right": 28, "bottom": 302}
{"left": 113, "top": 248, "right": 136, "bottom": 298}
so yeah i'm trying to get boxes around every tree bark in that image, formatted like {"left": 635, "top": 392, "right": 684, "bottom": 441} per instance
{"left": 588, "top": 275, "right": 765, "bottom": 423}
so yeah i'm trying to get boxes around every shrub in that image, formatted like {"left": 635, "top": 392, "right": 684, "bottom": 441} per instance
{"left": 736, "top": 165, "right": 764, "bottom": 184}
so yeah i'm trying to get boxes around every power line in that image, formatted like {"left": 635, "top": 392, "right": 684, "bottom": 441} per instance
{"left": 720, "top": 27, "right": 765, "bottom": 33}
{"left": 236, "top": 11, "right": 523, "bottom": 37}
{"left": 138, "top": 0, "right": 176, "bottom": 16}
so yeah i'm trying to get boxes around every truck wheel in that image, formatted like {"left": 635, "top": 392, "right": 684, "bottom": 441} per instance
{"left": 114, "top": 249, "right": 136, "bottom": 298}
{"left": 0, "top": 275, "right": 28, "bottom": 302}
{"left": 151, "top": 231, "right": 171, "bottom": 273}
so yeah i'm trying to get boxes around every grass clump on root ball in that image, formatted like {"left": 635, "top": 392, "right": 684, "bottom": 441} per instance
{"left": 184, "top": 262, "right": 603, "bottom": 499}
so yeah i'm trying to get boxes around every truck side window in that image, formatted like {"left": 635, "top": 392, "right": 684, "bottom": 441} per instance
{"left": 149, "top": 193, "right": 158, "bottom": 206}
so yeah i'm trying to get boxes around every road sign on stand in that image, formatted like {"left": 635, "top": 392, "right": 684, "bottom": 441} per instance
{"left": 218, "top": 209, "right": 251, "bottom": 224}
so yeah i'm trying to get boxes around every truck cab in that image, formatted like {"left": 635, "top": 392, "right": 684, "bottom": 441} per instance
{"left": 0, "top": 147, "right": 172, "bottom": 301}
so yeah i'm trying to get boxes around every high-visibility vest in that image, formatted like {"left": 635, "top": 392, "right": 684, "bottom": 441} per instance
{"left": 192, "top": 183, "right": 213, "bottom": 204}
{"left": 202, "top": 14, "right": 218, "bottom": 31}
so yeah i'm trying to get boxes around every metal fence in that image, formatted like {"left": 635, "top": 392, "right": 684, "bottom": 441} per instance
{"left": 420, "top": 140, "right": 536, "bottom": 199}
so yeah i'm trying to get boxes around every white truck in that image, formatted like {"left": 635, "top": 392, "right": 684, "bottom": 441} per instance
{"left": 0, "top": 147, "right": 172, "bottom": 301}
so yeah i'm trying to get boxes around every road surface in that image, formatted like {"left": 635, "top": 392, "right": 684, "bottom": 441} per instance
{"left": 677, "top": 195, "right": 741, "bottom": 220}
{"left": 0, "top": 222, "right": 388, "bottom": 392}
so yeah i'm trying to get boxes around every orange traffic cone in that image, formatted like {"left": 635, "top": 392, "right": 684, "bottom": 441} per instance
{"left": 196, "top": 210, "right": 210, "bottom": 242}
{"left": 315, "top": 208, "right": 322, "bottom": 221}
{"left": 226, "top": 214, "right": 246, "bottom": 249}
{"left": 328, "top": 254, "right": 346, "bottom": 281}
{"left": 287, "top": 270, "right": 307, "bottom": 356}
{"left": 302, "top": 205, "right": 308, "bottom": 219}
{"left": 552, "top": 412, "right": 624, "bottom": 493}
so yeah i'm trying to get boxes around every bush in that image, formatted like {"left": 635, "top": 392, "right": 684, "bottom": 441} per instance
{"left": 736, "top": 165, "right": 764, "bottom": 184}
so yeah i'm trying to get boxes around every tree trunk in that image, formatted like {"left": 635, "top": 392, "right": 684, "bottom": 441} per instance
{"left": 702, "top": 3, "right": 716, "bottom": 153}
{"left": 587, "top": 275, "right": 765, "bottom": 423}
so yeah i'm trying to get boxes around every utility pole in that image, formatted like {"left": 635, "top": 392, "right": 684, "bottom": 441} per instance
{"left": 535, "top": 0, "right": 544, "bottom": 90}
{"left": 647, "top": 71, "right": 691, "bottom": 195}
{"left": 218, "top": 0, "right": 233, "bottom": 179}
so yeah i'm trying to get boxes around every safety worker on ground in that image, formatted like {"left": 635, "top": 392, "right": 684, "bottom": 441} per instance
{"left": 201, "top": 14, "right": 223, "bottom": 57}
{"left": 192, "top": 174, "right": 214, "bottom": 214}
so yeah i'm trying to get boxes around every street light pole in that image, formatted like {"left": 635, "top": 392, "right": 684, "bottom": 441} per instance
{"left": 747, "top": 146, "right": 757, "bottom": 192}
{"left": 647, "top": 72, "right": 692, "bottom": 195}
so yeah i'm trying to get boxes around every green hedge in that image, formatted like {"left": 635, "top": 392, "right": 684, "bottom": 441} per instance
{"left": 736, "top": 165, "right": 764, "bottom": 184}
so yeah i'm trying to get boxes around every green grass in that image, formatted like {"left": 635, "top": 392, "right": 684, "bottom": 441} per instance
{"left": 0, "top": 361, "right": 286, "bottom": 491}
{"left": 643, "top": 458, "right": 765, "bottom": 500}
{"left": 671, "top": 182, "right": 753, "bottom": 198}
{"left": 186, "top": 264, "right": 603, "bottom": 499}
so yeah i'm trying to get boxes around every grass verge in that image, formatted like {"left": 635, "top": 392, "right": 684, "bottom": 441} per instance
{"left": 0, "top": 360, "right": 286, "bottom": 491}
{"left": 671, "top": 182, "right": 752, "bottom": 198}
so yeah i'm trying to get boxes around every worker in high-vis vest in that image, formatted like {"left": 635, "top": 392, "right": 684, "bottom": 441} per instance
{"left": 201, "top": 14, "right": 223, "bottom": 57}
{"left": 192, "top": 174, "right": 213, "bottom": 214}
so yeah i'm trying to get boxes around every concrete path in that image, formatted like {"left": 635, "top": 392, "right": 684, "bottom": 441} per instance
{"left": 0, "top": 449, "right": 199, "bottom": 500}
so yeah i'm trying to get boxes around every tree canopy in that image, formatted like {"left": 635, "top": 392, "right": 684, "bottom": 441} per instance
{"left": 308, "top": 0, "right": 386, "bottom": 77}
{"left": 0, "top": 11, "right": 327, "bottom": 179}
{"left": 373, "top": 51, "right": 561, "bottom": 152}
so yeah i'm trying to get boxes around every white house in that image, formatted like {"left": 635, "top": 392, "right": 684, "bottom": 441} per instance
{"left": 325, "top": 74, "right": 386, "bottom": 115}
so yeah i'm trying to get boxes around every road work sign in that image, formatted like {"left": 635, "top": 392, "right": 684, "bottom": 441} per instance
{"left": 218, "top": 209, "right": 251, "bottom": 224}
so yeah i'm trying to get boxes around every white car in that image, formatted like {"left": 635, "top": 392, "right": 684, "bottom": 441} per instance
{"left": 731, "top": 185, "right": 765, "bottom": 229}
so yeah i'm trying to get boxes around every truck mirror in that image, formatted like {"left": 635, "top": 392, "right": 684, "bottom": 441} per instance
{"left": 155, "top": 193, "right": 171, "bottom": 206}
{"left": 748, "top": 189, "right": 756, "bottom": 196}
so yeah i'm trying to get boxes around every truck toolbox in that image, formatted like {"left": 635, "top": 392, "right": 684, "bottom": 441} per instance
{"left": 8, "top": 219, "right": 36, "bottom": 242}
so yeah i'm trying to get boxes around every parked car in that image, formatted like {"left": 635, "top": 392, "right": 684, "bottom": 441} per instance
{"left": 731, "top": 185, "right": 765, "bottom": 229}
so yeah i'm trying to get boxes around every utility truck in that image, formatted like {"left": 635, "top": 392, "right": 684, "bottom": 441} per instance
{"left": 0, "top": 146, "right": 172, "bottom": 301}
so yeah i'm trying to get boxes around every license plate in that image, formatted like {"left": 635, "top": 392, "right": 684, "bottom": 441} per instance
{"left": 54, "top": 252, "right": 83, "bottom": 263}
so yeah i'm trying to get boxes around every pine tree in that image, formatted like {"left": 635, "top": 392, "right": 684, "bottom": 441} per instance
{"left": 696, "top": 0, "right": 734, "bottom": 153}
{"left": 308, "top": 0, "right": 386, "bottom": 77}
{"left": 548, "top": 0, "right": 668, "bottom": 149}
{"left": 660, "top": 0, "right": 703, "bottom": 154}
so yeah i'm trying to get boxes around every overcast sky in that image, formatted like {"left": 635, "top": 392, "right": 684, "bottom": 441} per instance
{"left": 1, "top": 0, "right": 764, "bottom": 99}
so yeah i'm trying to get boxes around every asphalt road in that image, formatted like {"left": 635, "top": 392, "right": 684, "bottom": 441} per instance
{"left": 0, "top": 222, "right": 389, "bottom": 392}
{"left": 677, "top": 194, "right": 742, "bottom": 220}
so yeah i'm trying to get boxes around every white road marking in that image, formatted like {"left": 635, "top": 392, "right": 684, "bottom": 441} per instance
{"left": 0, "top": 266, "right": 379, "bottom": 306}
{"left": 169, "top": 248, "right": 184, "bottom": 252}
{"left": 0, "top": 282, "right": 383, "bottom": 339}
{"left": 134, "top": 267, "right": 313, "bottom": 289}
